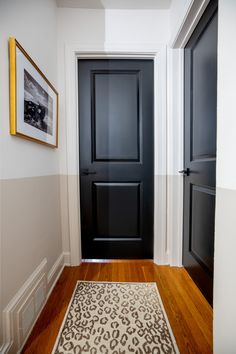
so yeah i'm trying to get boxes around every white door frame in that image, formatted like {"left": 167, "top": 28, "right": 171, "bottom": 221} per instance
{"left": 64, "top": 42, "right": 169, "bottom": 266}
{"left": 166, "top": 0, "right": 212, "bottom": 266}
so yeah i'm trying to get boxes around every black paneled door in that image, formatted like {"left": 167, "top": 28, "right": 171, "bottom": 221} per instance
{"left": 183, "top": 0, "right": 218, "bottom": 305}
{"left": 78, "top": 60, "right": 154, "bottom": 259}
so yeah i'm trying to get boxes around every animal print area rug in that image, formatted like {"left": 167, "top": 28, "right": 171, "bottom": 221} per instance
{"left": 52, "top": 281, "right": 180, "bottom": 354}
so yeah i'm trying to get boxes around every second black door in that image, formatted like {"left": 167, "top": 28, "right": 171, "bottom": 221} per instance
{"left": 183, "top": 0, "right": 218, "bottom": 305}
{"left": 79, "top": 59, "right": 154, "bottom": 259}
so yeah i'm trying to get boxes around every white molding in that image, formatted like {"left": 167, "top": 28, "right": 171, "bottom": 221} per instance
{"left": 47, "top": 253, "right": 64, "bottom": 286}
{"left": 0, "top": 340, "right": 12, "bottom": 354}
{"left": 154, "top": 175, "right": 168, "bottom": 265}
{"left": 1, "top": 253, "right": 69, "bottom": 354}
{"left": 63, "top": 251, "right": 71, "bottom": 266}
{"left": 1, "top": 258, "right": 47, "bottom": 354}
{"left": 65, "top": 44, "right": 81, "bottom": 266}
{"left": 175, "top": 49, "right": 184, "bottom": 266}
{"left": 64, "top": 42, "right": 168, "bottom": 265}
{"left": 16, "top": 315, "right": 41, "bottom": 354}
{"left": 16, "top": 274, "right": 46, "bottom": 354}
{"left": 47, "top": 252, "right": 71, "bottom": 299}
{"left": 170, "top": 0, "right": 210, "bottom": 48}
{"left": 166, "top": 48, "right": 184, "bottom": 266}
{"left": 17, "top": 253, "right": 69, "bottom": 354}
{"left": 47, "top": 253, "right": 67, "bottom": 298}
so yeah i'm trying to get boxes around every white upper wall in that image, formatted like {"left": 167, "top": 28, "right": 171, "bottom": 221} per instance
{"left": 57, "top": 8, "right": 106, "bottom": 44}
{"left": 0, "top": 0, "right": 60, "bottom": 179}
{"left": 215, "top": 0, "right": 236, "bottom": 190}
{"left": 214, "top": 0, "right": 236, "bottom": 352}
{"left": 57, "top": 8, "right": 106, "bottom": 176}
{"left": 57, "top": 8, "right": 170, "bottom": 44}
{"left": 105, "top": 9, "right": 170, "bottom": 44}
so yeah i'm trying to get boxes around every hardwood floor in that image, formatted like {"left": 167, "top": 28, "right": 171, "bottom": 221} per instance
{"left": 22, "top": 261, "right": 213, "bottom": 354}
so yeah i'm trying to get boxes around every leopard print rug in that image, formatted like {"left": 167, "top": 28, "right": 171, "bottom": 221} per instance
{"left": 52, "top": 282, "right": 179, "bottom": 354}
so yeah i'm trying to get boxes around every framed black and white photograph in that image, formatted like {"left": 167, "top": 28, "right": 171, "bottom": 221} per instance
{"left": 9, "top": 37, "right": 58, "bottom": 147}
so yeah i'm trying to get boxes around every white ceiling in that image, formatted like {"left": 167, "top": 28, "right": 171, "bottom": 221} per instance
{"left": 56, "top": 0, "right": 172, "bottom": 9}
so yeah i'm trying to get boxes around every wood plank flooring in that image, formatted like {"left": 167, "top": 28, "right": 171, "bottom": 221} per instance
{"left": 22, "top": 260, "right": 213, "bottom": 354}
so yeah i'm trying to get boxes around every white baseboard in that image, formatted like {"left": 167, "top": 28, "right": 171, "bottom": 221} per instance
{"left": 1, "top": 252, "right": 71, "bottom": 354}
{"left": 47, "top": 253, "right": 64, "bottom": 292}
{"left": 63, "top": 251, "right": 71, "bottom": 266}
{"left": 46, "top": 252, "right": 70, "bottom": 300}
{"left": 0, "top": 342, "right": 12, "bottom": 354}
{"left": 1, "top": 259, "right": 47, "bottom": 354}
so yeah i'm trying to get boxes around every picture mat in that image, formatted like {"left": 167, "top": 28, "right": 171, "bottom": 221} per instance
{"left": 24, "top": 69, "right": 53, "bottom": 135}
{"left": 16, "top": 47, "right": 57, "bottom": 145}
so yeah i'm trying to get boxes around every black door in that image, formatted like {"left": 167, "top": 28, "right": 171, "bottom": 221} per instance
{"left": 79, "top": 59, "right": 154, "bottom": 259}
{"left": 183, "top": 0, "right": 218, "bottom": 305}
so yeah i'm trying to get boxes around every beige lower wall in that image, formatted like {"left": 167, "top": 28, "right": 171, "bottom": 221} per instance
{"left": 59, "top": 175, "right": 82, "bottom": 264}
{"left": 0, "top": 180, "right": 3, "bottom": 346}
{"left": 214, "top": 187, "right": 236, "bottom": 353}
{"left": 1, "top": 175, "right": 62, "bottom": 310}
{"left": 166, "top": 175, "right": 183, "bottom": 266}
{"left": 59, "top": 175, "right": 70, "bottom": 253}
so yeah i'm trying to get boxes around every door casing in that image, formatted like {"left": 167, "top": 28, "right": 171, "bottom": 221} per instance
{"left": 64, "top": 43, "right": 170, "bottom": 266}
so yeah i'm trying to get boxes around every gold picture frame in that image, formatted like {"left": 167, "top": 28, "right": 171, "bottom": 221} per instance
{"left": 9, "top": 37, "right": 58, "bottom": 147}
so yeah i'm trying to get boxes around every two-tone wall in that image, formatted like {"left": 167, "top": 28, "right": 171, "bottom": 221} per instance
{"left": 1, "top": 0, "right": 236, "bottom": 352}
{"left": 214, "top": 0, "right": 236, "bottom": 352}
{"left": 0, "top": 0, "right": 63, "bottom": 351}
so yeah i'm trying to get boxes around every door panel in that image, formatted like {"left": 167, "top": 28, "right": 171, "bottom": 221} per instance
{"left": 183, "top": 0, "right": 218, "bottom": 305}
{"left": 190, "top": 185, "right": 215, "bottom": 273}
{"left": 192, "top": 13, "right": 217, "bottom": 160}
{"left": 79, "top": 60, "right": 154, "bottom": 259}
{"left": 92, "top": 71, "right": 140, "bottom": 161}
{"left": 93, "top": 182, "right": 141, "bottom": 239}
